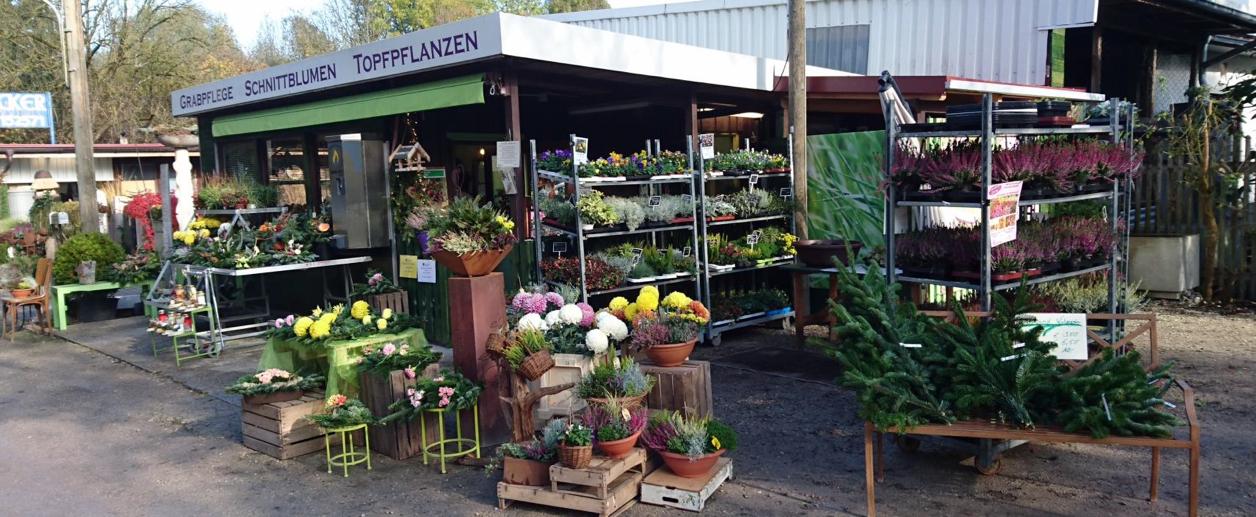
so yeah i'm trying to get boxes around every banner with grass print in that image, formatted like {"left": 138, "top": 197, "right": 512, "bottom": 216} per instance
{"left": 806, "top": 131, "right": 886, "bottom": 251}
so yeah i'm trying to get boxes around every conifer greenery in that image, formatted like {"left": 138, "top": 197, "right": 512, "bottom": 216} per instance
{"left": 813, "top": 261, "right": 1180, "bottom": 439}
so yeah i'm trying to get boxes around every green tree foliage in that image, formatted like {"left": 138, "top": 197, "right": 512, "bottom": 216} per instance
{"left": 547, "top": 0, "right": 611, "bottom": 14}
{"left": 811, "top": 260, "right": 1181, "bottom": 438}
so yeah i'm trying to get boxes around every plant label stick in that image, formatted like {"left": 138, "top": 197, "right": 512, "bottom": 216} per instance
{"left": 749, "top": 174, "right": 759, "bottom": 190}
{"left": 552, "top": 241, "right": 567, "bottom": 258}
{"left": 681, "top": 194, "right": 692, "bottom": 205}
{"left": 649, "top": 196, "right": 661, "bottom": 207}
{"left": 682, "top": 246, "right": 691, "bottom": 257}
{"left": 780, "top": 187, "right": 792, "bottom": 198}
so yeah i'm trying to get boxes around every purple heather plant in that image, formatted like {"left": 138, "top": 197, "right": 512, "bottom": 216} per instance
{"left": 921, "top": 143, "right": 982, "bottom": 192}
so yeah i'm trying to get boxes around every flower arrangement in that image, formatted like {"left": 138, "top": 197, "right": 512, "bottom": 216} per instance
{"left": 379, "top": 369, "right": 483, "bottom": 424}
{"left": 225, "top": 369, "right": 324, "bottom": 398}
{"left": 273, "top": 301, "right": 409, "bottom": 345}
{"left": 575, "top": 356, "right": 654, "bottom": 400}
{"left": 641, "top": 411, "right": 737, "bottom": 459}
{"left": 123, "top": 192, "right": 177, "bottom": 251}
{"left": 307, "top": 395, "right": 375, "bottom": 429}
{"left": 355, "top": 341, "right": 441, "bottom": 376}
{"left": 495, "top": 419, "right": 566, "bottom": 465}
{"left": 580, "top": 400, "right": 648, "bottom": 444}
{"left": 352, "top": 270, "right": 403, "bottom": 297}
{"left": 417, "top": 197, "right": 517, "bottom": 256}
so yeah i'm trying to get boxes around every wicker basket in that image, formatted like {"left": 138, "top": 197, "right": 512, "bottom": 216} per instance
{"left": 558, "top": 442, "right": 592, "bottom": 469}
{"left": 486, "top": 332, "right": 508, "bottom": 358}
{"left": 517, "top": 350, "right": 555, "bottom": 381}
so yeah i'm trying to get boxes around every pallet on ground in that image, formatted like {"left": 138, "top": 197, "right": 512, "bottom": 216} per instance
{"left": 359, "top": 364, "right": 441, "bottom": 460}
{"left": 497, "top": 448, "right": 645, "bottom": 516}
{"left": 639, "top": 360, "right": 713, "bottom": 418}
{"left": 241, "top": 391, "right": 326, "bottom": 460}
{"left": 640, "top": 457, "right": 733, "bottom": 512}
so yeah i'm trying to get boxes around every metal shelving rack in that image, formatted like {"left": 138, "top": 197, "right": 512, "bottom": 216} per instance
{"left": 883, "top": 93, "right": 1136, "bottom": 313}
{"left": 529, "top": 136, "right": 701, "bottom": 303}
{"left": 694, "top": 136, "right": 798, "bottom": 346}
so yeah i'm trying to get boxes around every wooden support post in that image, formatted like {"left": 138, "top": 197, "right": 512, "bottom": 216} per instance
{"left": 1090, "top": 26, "right": 1103, "bottom": 93}
{"left": 502, "top": 72, "right": 526, "bottom": 240}
{"left": 449, "top": 272, "right": 508, "bottom": 440}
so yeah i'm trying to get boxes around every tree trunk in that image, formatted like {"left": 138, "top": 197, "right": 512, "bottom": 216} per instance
{"left": 1198, "top": 104, "right": 1216, "bottom": 300}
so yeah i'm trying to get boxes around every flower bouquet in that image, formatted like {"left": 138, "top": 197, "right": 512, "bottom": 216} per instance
{"left": 355, "top": 341, "right": 441, "bottom": 377}
{"left": 417, "top": 197, "right": 517, "bottom": 276}
{"left": 581, "top": 399, "right": 648, "bottom": 458}
{"left": 226, "top": 369, "right": 325, "bottom": 405}
{"left": 307, "top": 394, "right": 375, "bottom": 429}
{"left": 641, "top": 411, "right": 738, "bottom": 478}
{"left": 379, "top": 369, "right": 483, "bottom": 423}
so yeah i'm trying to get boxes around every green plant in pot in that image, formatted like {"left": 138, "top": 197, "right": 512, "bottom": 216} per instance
{"left": 11, "top": 276, "right": 36, "bottom": 297}
{"left": 558, "top": 421, "right": 593, "bottom": 469}
{"left": 641, "top": 410, "right": 737, "bottom": 478}
{"left": 53, "top": 233, "right": 124, "bottom": 284}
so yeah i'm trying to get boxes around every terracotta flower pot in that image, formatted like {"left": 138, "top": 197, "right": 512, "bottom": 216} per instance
{"left": 9, "top": 288, "right": 33, "bottom": 298}
{"left": 430, "top": 244, "right": 513, "bottom": 277}
{"left": 243, "top": 390, "right": 303, "bottom": 405}
{"left": 659, "top": 448, "right": 726, "bottom": 478}
{"left": 645, "top": 339, "right": 696, "bottom": 367}
{"left": 502, "top": 456, "right": 551, "bottom": 486}
{"left": 596, "top": 429, "right": 640, "bottom": 459}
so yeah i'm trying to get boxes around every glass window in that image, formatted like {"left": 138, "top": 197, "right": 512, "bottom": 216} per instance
{"left": 220, "top": 140, "right": 258, "bottom": 178}
{"left": 267, "top": 137, "right": 307, "bottom": 209}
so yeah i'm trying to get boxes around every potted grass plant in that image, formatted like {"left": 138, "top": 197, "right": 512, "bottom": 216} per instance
{"left": 504, "top": 328, "right": 554, "bottom": 381}
{"left": 641, "top": 411, "right": 738, "bottom": 478}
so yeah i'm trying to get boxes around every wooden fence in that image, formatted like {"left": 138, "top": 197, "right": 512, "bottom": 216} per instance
{"left": 1128, "top": 135, "right": 1256, "bottom": 300}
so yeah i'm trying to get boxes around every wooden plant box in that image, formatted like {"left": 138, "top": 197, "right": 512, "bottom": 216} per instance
{"left": 641, "top": 457, "right": 733, "bottom": 512}
{"left": 241, "top": 391, "right": 326, "bottom": 460}
{"left": 359, "top": 364, "right": 441, "bottom": 460}
{"left": 367, "top": 291, "right": 410, "bottom": 315}
{"left": 535, "top": 353, "right": 597, "bottom": 421}
{"left": 639, "top": 360, "right": 713, "bottom": 418}
{"left": 498, "top": 448, "right": 645, "bottom": 516}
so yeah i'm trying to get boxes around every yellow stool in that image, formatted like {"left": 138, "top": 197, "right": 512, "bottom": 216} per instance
{"left": 323, "top": 424, "right": 371, "bottom": 477}
{"left": 420, "top": 402, "right": 481, "bottom": 474}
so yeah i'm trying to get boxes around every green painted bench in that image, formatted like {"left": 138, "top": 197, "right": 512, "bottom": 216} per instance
{"left": 51, "top": 280, "right": 153, "bottom": 331}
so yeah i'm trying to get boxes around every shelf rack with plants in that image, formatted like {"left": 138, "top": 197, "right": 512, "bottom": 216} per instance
{"left": 694, "top": 145, "right": 798, "bottom": 346}
{"left": 883, "top": 92, "right": 1138, "bottom": 318}
{"left": 528, "top": 136, "right": 702, "bottom": 302}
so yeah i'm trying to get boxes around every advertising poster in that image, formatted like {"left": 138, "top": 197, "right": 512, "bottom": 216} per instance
{"left": 988, "top": 181, "right": 1022, "bottom": 247}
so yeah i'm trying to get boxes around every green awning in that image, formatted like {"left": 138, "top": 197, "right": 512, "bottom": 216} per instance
{"left": 211, "top": 74, "right": 484, "bottom": 137}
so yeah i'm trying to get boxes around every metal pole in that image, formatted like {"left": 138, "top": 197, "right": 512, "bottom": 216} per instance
{"left": 571, "top": 135, "right": 588, "bottom": 302}
{"left": 883, "top": 103, "right": 896, "bottom": 285}
{"left": 63, "top": 0, "right": 99, "bottom": 233}
{"left": 690, "top": 136, "right": 711, "bottom": 343}
{"left": 1109, "top": 99, "right": 1120, "bottom": 331}
{"left": 980, "top": 94, "right": 993, "bottom": 311}
{"left": 529, "top": 140, "right": 542, "bottom": 282}
{"left": 788, "top": 0, "right": 808, "bottom": 239}
{"left": 159, "top": 164, "right": 172, "bottom": 258}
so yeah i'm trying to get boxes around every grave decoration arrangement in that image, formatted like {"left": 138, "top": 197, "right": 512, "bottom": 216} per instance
{"left": 378, "top": 370, "right": 483, "bottom": 423}
{"left": 642, "top": 410, "right": 738, "bottom": 477}
{"left": 225, "top": 369, "right": 325, "bottom": 404}
{"left": 354, "top": 341, "right": 441, "bottom": 376}
{"left": 307, "top": 394, "right": 375, "bottom": 429}
{"left": 170, "top": 212, "right": 329, "bottom": 269}
{"left": 271, "top": 301, "right": 415, "bottom": 346}
{"left": 812, "top": 262, "right": 1180, "bottom": 439}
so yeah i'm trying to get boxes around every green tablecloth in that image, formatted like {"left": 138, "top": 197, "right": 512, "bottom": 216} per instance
{"left": 257, "top": 328, "right": 427, "bottom": 398}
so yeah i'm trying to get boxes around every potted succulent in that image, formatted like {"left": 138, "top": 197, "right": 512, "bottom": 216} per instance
{"left": 630, "top": 290, "right": 709, "bottom": 367}
{"left": 558, "top": 422, "right": 594, "bottom": 469}
{"left": 581, "top": 400, "right": 647, "bottom": 459}
{"left": 641, "top": 411, "right": 738, "bottom": 478}
{"left": 494, "top": 419, "right": 564, "bottom": 486}
{"left": 419, "top": 197, "right": 517, "bottom": 277}
{"left": 225, "top": 369, "right": 325, "bottom": 405}
{"left": 503, "top": 328, "right": 555, "bottom": 381}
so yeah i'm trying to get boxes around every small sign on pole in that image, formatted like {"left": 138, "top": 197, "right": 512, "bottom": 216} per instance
{"left": 571, "top": 135, "right": 589, "bottom": 165}
{"left": 988, "top": 180, "right": 1023, "bottom": 247}
{"left": 699, "top": 133, "right": 715, "bottom": 160}
{"left": 553, "top": 241, "right": 568, "bottom": 258}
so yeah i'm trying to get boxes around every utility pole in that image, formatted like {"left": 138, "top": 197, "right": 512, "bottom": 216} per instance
{"left": 63, "top": 0, "right": 100, "bottom": 233}
{"left": 788, "top": 0, "right": 807, "bottom": 238}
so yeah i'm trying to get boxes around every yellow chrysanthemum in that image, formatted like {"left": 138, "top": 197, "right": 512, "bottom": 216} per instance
{"left": 662, "top": 291, "right": 691, "bottom": 310}
{"left": 309, "top": 319, "right": 332, "bottom": 339}
{"left": 362, "top": 315, "right": 373, "bottom": 326}
{"left": 312, "top": 307, "right": 323, "bottom": 317}
{"left": 376, "top": 318, "right": 388, "bottom": 331}
{"left": 350, "top": 300, "right": 370, "bottom": 320}
{"left": 635, "top": 289, "right": 659, "bottom": 313}
{"left": 293, "top": 316, "right": 314, "bottom": 337}
{"left": 198, "top": 228, "right": 211, "bottom": 239}
{"left": 381, "top": 308, "right": 393, "bottom": 320}
{"left": 607, "top": 296, "right": 629, "bottom": 312}
{"left": 711, "top": 436, "right": 722, "bottom": 450}
{"left": 624, "top": 302, "right": 639, "bottom": 322}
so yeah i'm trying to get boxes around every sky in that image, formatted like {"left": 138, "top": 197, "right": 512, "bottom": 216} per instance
{"left": 196, "top": 0, "right": 676, "bottom": 51}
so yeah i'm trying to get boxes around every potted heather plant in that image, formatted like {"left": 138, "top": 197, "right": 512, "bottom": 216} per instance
{"left": 641, "top": 411, "right": 738, "bottom": 478}
{"left": 630, "top": 290, "right": 709, "bottom": 367}
{"left": 581, "top": 399, "right": 648, "bottom": 459}
{"left": 558, "top": 421, "right": 593, "bottom": 469}
{"left": 419, "top": 197, "right": 517, "bottom": 277}
{"left": 226, "top": 369, "right": 324, "bottom": 405}
{"left": 494, "top": 419, "right": 565, "bottom": 486}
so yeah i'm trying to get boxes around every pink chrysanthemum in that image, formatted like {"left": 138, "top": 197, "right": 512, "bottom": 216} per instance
{"left": 577, "top": 302, "right": 595, "bottom": 327}
{"left": 544, "top": 292, "right": 565, "bottom": 309}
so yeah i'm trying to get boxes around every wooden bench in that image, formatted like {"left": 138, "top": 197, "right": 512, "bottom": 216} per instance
{"left": 863, "top": 313, "right": 1201, "bottom": 517}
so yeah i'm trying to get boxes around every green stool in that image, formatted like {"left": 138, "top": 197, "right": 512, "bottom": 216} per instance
{"left": 420, "top": 402, "right": 481, "bottom": 474}
{"left": 323, "top": 424, "right": 371, "bottom": 477}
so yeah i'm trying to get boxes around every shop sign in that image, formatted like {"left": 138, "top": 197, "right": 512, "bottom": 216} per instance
{"left": 170, "top": 16, "right": 501, "bottom": 116}
{"left": 0, "top": 92, "right": 53, "bottom": 129}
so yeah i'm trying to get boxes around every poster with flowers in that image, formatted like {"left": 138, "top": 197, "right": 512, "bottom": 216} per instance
{"left": 988, "top": 180, "right": 1022, "bottom": 247}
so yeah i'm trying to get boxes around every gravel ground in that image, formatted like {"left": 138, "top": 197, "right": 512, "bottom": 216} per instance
{"left": 1, "top": 303, "right": 1252, "bottom": 516}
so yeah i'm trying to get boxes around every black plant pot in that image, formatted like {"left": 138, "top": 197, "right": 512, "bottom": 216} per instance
{"left": 1040, "top": 261, "right": 1061, "bottom": 274}
{"left": 75, "top": 292, "right": 117, "bottom": 323}
{"left": 314, "top": 242, "right": 332, "bottom": 259}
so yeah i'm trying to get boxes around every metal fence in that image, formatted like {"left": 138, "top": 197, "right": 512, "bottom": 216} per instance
{"left": 1128, "top": 135, "right": 1256, "bottom": 300}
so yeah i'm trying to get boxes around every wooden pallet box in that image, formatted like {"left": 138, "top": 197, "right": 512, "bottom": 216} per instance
{"left": 639, "top": 360, "right": 713, "bottom": 418}
{"left": 534, "top": 353, "right": 597, "bottom": 421}
{"left": 359, "top": 364, "right": 441, "bottom": 460}
{"left": 366, "top": 291, "right": 409, "bottom": 316}
{"left": 498, "top": 448, "right": 645, "bottom": 516}
{"left": 641, "top": 457, "right": 733, "bottom": 512}
{"left": 241, "top": 391, "right": 326, "bottom": 460}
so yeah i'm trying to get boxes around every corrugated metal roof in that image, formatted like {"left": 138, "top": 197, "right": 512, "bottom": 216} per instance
{"left": 546, "top": 0, "right": 1099, "bottom": 86}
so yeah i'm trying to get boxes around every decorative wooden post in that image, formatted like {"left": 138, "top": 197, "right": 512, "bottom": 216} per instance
{"left": 448, "top": 272, "right": 508, "bottom": 440}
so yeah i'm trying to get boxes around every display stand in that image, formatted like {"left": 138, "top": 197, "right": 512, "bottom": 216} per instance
{"left": 640, "top": 457, "right": 733, "bottom": 512}
{"left": 449, "top": 272, "right": 507, "bottom": 438}
{"left": 497, "top": 447, "right": 645, "bottom": 516}
{"left": 529, "top": 137, "right": 701, "bottom": 303}
{"left": 359, "top": 364, "right": 441, "bottom": 460}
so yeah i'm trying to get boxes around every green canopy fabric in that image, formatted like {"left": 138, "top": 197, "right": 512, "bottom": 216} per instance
{"left": 212, "top": 74, "right": 484, "bottom": 137}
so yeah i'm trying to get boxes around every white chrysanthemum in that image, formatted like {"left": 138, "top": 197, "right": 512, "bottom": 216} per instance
{"left": 595, "top": 311, "right": 617, "bottom": 324}
{"left": 559, "top": 304, "right": 584, "bottom": 325}
{"left": 585, "top": 329, "right": 609, "bottom": 354}
{"left": 545, "top": 310, "right": 563, "bottom": 326}
{"left": 518, "top": 313, "right": 548, "bottom": 332}
{"left": 598, "top": 317, "right": 629, "bottom": 341}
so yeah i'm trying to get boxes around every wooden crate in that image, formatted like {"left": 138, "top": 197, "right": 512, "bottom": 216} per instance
{"left": 241, "top": 391, "right": 326, "bottom": 460}
{"left": 639, "top": 360, "right": 713, "bottom": 418}
{"left": 640, "top": 457, "right": 733, "bottom": 512}
{"left": 367, "top": 291, "right": 410, "bottom": 315}
{"left": 359, "top": 364, "right": 441, "bottom": 460}
{"left": 498, "top": 448, "right": 645, "bottom": 516}
{"left": 534, "top": 353, "right": 597, "bottom": 421}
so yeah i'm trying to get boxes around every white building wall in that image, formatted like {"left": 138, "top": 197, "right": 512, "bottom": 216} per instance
{"left": 5, "top": 157, "right": 115, "bottom": 184}
{"left": 547, "top": 0, "right": 1098, "bottom": 85}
